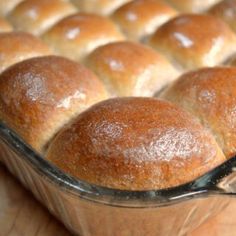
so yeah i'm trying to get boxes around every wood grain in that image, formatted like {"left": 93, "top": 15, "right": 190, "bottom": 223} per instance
{"left": 0, "top": 163, "right": 236, "bottom": 236}
{"left": 190, "top": 198, "right": 236, "bottom": 236}
{"left": 0, "top": 164, "right": 70, "bottom": 236}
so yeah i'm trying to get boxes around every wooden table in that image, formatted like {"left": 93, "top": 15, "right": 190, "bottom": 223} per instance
{"left": 0, "top": 163, "right": 236, "bottom": 236}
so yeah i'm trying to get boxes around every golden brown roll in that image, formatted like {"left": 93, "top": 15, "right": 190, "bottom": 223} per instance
{"left": 166, "top": 0, "right": 222, "bottom": 13}
{"left": 148, "top": 14, "right": 236, "bottom": 71}
{"left": 7, "top": 0, "right": 77, "bottom": 35}
{"left": 160, "top": 67, "right": 236, "bottom": 159}
{"left": 0, "top": 56, "right": 108, "bottom": 153}
{"left": 85, "top": 41, "right": 179, "bottom": 96}
{"left": 208, "top": 0, "right": 236, "bottom": 33}
{"left": 46, "top": 97, "right": 225, "bottom": 190}
{"left": 0, "top": 0, "right": 23, "bottom": 16}
{"left": 226, "top": 54, "right": 236, "bottom": 66}
{"left": 71, "top": 0, "right": 131, "bottom": 15}
{"left": 112, "top": 0, "right": 178, "bottom": 41}
{"left": 42, "top": 13, "right": 125, "bottom": 62}
{"left": 0, "top": 17, "right": 13, "bottom": 32}
{"left": 0, "top": 32, "right": 51, "bottom": 73}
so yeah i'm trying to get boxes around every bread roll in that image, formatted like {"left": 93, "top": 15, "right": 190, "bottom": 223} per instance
{"left": 112, "top": 0, "right": 177, "bottom": 41}
{"left": 0, "top": 0, "right": 23, "bottom": 16}
{"left": 71, "top": 0, "right": 131, "bottom": 15}
{"left": 160, "top": 67, "right": 236, "bottom": 159}
{"left": 166, "top": 0, "right": 222, "bottom": 12}
{"left": 0, "top": 32, "right": 51, "bottom": 73}
{"left": 42, "top": 13, "right": 125, "bottom": 61}
{"left": 0, "top": 56, "right": 108, "bottom": 153}
{"left": 148, "top": 14, "right": 236, "bottom": 71}
{"left": 46, "top": 97, "right": 225, "bottom": 190}
{"left": 225, "top": 54, "right": 236, "bottom": 66}
{"left": 208, "top": 0, "right": 236, "bottom": 33}
{"left": 85, "top": 41, "right": 179, "bottom": 96}
{"left": 7, "top": 0, "right": 77, "bottom": 35}
{"left": 0, "top": 17, "right": 13, "bottom": 32}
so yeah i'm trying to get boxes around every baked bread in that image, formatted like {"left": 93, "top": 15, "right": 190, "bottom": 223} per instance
{"left": 71, "top": 0, "right": 131, "bottom": 15}
{"left": 166, "top": 0, "right": 222, "bottom": 13}
{"left": 0, "top": 32, "right": 51, "bottom": 73}
{"left": 160, "top": 67, "right": 236, "bottom": 159}
{"left": 225, "top": 54, "right": 236, "bottom": 66}
{"left": 42, "top": 13, "right": 125, "bottom": 61}
{"left": 7, "top": 0, "right": 77, "bottom": 35}
{"left": 0, "top": 56, "right": 108, "bottom": 153}
{"left": 85, "top": 41, "right": 179, "bottom": 96}
{"left": 0, "top": 0, "right": 23, "bottom": 16}
{"left": 0, "top": 17, "right": 13, "bottom": 32}
{"left": 46, "top": 97, "right": 225, "bottom": 190}
{"left": 148, "top": 14, "right": 236, "bottom": 71}
{"left": 112, "top": 0, "right": 177, "bottom": 41}
{"left": 208, "top": 0, "right": 236, "bottom": 33}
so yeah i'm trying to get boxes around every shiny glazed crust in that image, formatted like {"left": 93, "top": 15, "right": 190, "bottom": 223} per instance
{"left": 160, "top": 67, "right": 236, "bottom": 159}
{"left": 148, "top": 14, "right": 236, "bottom": 71}
{"left": 0, "top": 32, "right": 51, "bottom": 73}
{"left": 71, "top": 0, "right": 131, "bottom": 15}
{"left": 208, "top": 0, "right": 236, "bottom": 33}
{"left": 85, "top": 41, "right": 179, "bottom": 96}
{"left": 112, "top": 0, "right": 177, "bottom": 41}
{"left": 42, "top": 13, "right": 125, "bottom": 61}
{"left": 166, "top": 0, "right": 222, "bottom": 12}
{"left": 0, "top": 0, "right": 23, "bottom": 16}
{"left": 7, "top": 0, "right": 77, "bottom": 35}
{"left": 46, "top": 97, "right": 225, "bottom": 190}
{"left": 0, "top": 56, "right": 109, "bottom": 153}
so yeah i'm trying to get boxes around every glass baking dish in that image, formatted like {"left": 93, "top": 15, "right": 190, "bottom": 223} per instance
{"left": 0, "top": 121, "right": 236, "bottom": 236}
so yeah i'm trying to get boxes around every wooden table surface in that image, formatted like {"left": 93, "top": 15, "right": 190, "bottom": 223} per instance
{"left": 1, "top": 163, "right": 236, "bottom": 236}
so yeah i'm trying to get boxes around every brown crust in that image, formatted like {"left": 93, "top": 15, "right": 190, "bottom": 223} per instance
{"left": 0, "top": 17, "right": 13, "bottom": 32}
{"left": 7, "top": 0, "right": 77, "bottom": 35}
{"left": 0, "top": 32, "right": 51, "bottom": 73}
{"left": 0, "top": 0, "right": 23, "bottom": 16}
{"left": 160, "top": 67, "right": 236, "bottom": 159}
{"left": 0, "top": 56, "right": 109, "bottom": 153}
{"left": 85, "top": 41, "right": 179, "bottom": 96}
{"left": 42, "top": 13, "right": 125, "bottom": 62}
{"left": 46, "top": 97, "right": 225, "bottom": 190}
{"left": 166, "top": 0, "right": 222, "bottom": 12}
{"left": 148, "top": 14, "right": 236, "bottom": 71}
{"left": 208, "top": 0, "right": 236, "bottom": 32}
{"left": 112, "top": 0, "right": 177, "bottom": 41}
{"left": 71, "top": 0, "right": 131, "bottom": 15}
{"left": 226, "top": 54, "right": 236, "bottom": 66}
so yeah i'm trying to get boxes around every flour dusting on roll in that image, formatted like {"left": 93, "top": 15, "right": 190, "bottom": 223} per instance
{"left": 47, "top": 97, "right": 225, "bottom": 190}
{"left": 85, "top": 41, "right": 179, "bottom": 96}
{"left": 112, "top": 0, "right": 177, "bottom": 41}
{"left": 7, "top": 0, "right": 77, "bottom": 35}
{"left": 148, "top": 14, "right": 236, "bottom": 71}
{"left": 0, "top": 32, "right": 51, "bottom": 73}
{"left": 42, "top": 13, "right": 125, "bottom": 62}
{"left": 0, "top": 56, "right": 109, "bottom": 153}
{"left": 160, "top": 67, "right": 236, "bottom": 159}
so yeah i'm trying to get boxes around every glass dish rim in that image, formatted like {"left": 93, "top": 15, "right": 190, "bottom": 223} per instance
{"left": 0, "top": 122, "right": 228, "bottom": 208}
